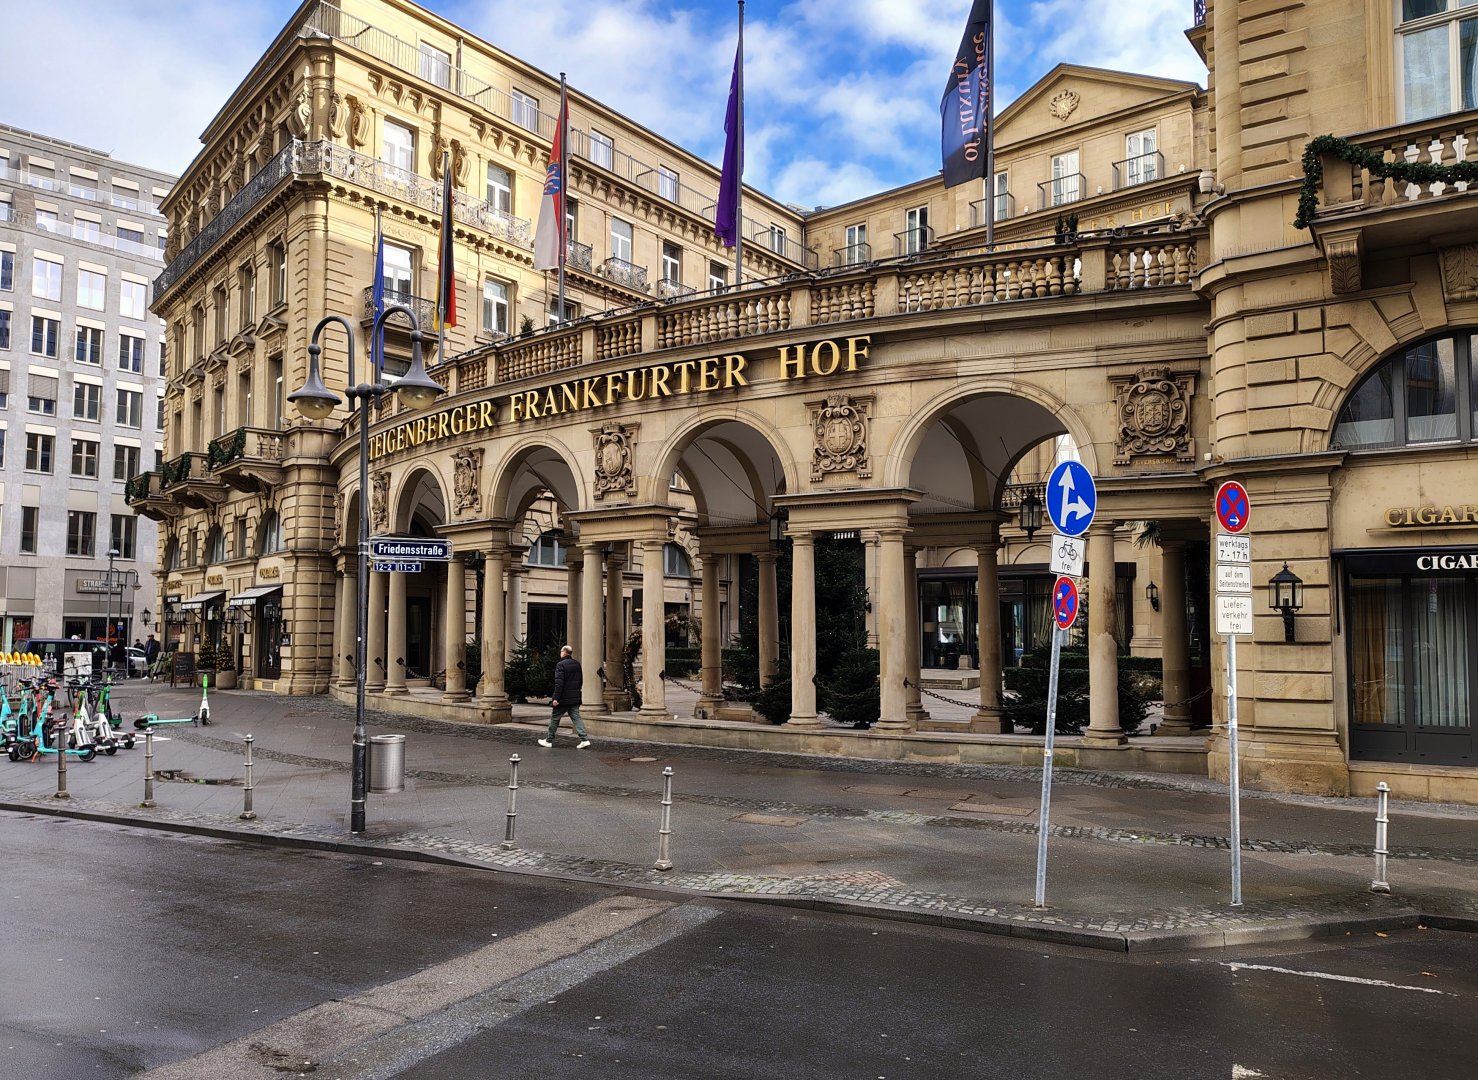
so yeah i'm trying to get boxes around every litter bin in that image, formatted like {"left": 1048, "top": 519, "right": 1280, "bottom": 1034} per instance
{"left": 368, "top": 733, "right": 406, "bottom": 794}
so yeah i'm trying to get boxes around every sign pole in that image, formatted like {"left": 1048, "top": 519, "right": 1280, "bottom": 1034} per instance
{"left": 1227, "top": 631, "right": 1243, "bottom": 906}
{"left": 1034, "top": 625, "right": 1064, "bottom": 908}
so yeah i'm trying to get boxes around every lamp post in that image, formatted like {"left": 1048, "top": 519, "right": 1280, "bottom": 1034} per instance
{"left": 288, "top": 305, "right": 445, "bottom": 833}
{"left": 1268, "top": 562, "right": 1304, "bottom": 643}
{"left": 105, "top": 547, "right": 120, "bottom": 656}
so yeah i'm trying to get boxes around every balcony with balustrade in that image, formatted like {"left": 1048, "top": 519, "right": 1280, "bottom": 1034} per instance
{"left": 158, "top": 451, "right": 226, "bottom": 510}
{"left": 361, "top": 285, "right": 438, "bottom": 330}
{"left": 206, "top": 425, "right": 286, "bottom": 492}
{"left": 124, "top": 471, "right": 177, "bottom": 522}
{"left": 599, "top": 257, "right": 650, "bottom": 294}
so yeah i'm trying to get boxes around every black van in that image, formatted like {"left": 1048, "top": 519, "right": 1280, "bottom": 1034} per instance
{"left": 19, "top": 638, "right": 112, "bottom": 678}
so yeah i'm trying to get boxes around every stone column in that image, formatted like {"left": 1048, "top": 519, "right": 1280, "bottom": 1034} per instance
{"left": 639, "top": 538, "right": 668, "bottom": 720}
{"left": 905, "top": 548, "right": 928, "bottom": 723}
{"left": 603, "top": 548, "right": 628, "bottom": 710}
{"left": 478, "top": 546, "right": 510, "bottom": 721}
{"left": 384, "top": 569, "right": 408, "bottom": 695}
{"left": 698, "top": 553, "right": 723, "bottom": 716}
{"left": 788, "top": 531, "right": 819, "bottom": 727}
{"left": 336, "top": 567, "right": 356, "bottom": 688}
{"left": 875, "top": 529, "right": 909, "bottom": 730}
{"left": 971, "top": 526, "right": 1009, "bottom": 733}
{"left": 862, "top": 531, "right": 880, "bottom": 650}
{"left": 757, "top": 550, "right": 779, "bottom": 687}
{"left": 566, "top": 547, "right": 583, "bottom": 656}
{"left": 441, "top": 555, "right": 469, "bottom": 702}
{"left": 505, "top": 562, "right": 525, "bottom": 654}
{"left": 366, "top": 570, "right": 387, "bottom": 692}
{"left": 580, "top": 542, "right": 605, "bottom": 714}
{"left": 1157, "top": 539, "right": 1192, "bottom": 736}
{"left": 1083, "top": 521, "right": 1124, "bottom": 745}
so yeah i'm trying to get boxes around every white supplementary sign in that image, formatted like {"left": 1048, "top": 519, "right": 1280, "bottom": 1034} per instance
{"left": 1216, "top": 593, "right": 1254, "bottom": 636}
{"left": 1049, "top": 532, "right": 1085, "bottom": 577}
{"left": 1216, "top": 564, "right": 1252, "bottom": 594}
{"left": 373, "top": 560, "right": 423, "bottom": 573}
{"left": 1216, "top": 534, "right": 1251, "bottom": 564}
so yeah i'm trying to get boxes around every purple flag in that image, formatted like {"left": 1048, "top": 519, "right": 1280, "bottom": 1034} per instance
{"left": 941, "top": 0, "right": 991, "bottom": 189}
{"left": 714, "top": 41, "right": 742, "bottom": 248}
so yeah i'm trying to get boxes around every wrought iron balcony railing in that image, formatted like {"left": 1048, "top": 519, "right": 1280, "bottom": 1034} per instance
{"left": 599, "top": 256, "right": 649, "bottom": 292}
{"left": 656, "top": 276, "right": 696, "bottom": 299}
{"left": 833, "top": 242, "right": 872, "bottom": 267}
{"left": 894, "top": 225, "right": 934, "bottom": 256}
{"left": 361, "top": 285, "right": 439, "bottom": 329}
{"left": 1113, "top": 151, "right": 1164, "bottom": 189}
{"left": 567, "top": 240, "right": 594, "bottom": 273}
{"left": 1037, "top": 174, "right": 1086, "bottom": 209}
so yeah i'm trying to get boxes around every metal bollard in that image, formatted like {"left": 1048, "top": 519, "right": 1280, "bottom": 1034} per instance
{"left": 240, "top": 735, "right": 257, "bottom": 821}
{"left": 654, "top": 766, "right": 674, "bottom": 871}
{"left": 1371, "top": 781, "right": 1391, "bottom": 894}
{"left": 140, "top": 730, "right": 156, "bottom": 808}
{"left": 501, "top": 754, "right": 520, "bottom": 850}
{"left": 54, "top": 719, "right": 70, "bottom": 800}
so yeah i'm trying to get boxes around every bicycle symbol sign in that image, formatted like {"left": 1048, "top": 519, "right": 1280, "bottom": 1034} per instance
{"left": 1053, "top": 576, "right": 1080, "bottom": 630}
{"left": 1214, "top": 480, "right": 1252, "bottom": 534}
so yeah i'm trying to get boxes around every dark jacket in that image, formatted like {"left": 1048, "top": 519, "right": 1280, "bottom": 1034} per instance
{"left": 552, "top": 656, "right": 582, "bottom": 706}
{"left": 143, "top": 638, "right": 161, "bottom": 663}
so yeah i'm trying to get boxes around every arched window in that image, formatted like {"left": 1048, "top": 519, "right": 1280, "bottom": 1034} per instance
{"left": 527, "top": 530, "right": 567, "bottom": 567}
{"left": 663, "top": 542, "right": 691, "bottom": 578}
{"left": 257, "top": 511, "right": 284, "bottom": 555}
{"left": 206, "top": 527, "right": 225, "bottom": 565}
{"left": 1333, "top": 332, "right": 1475, "bottom": 450}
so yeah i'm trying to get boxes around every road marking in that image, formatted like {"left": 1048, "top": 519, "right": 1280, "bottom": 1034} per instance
{"left": 1231, "top": 1066, "right": 1265, "bottom": 1078}
{"left": 1220, "top": 961, "right": 1448, "bottom": 995}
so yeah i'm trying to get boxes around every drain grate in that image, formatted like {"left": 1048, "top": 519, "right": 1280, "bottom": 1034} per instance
{"left": 154, "top": 769, "right": 243, "bottom": 786}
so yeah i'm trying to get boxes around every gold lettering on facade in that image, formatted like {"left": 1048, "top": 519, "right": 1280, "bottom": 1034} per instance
{"left": 1384, "top": 504, "right": 1478, "bottom": 527}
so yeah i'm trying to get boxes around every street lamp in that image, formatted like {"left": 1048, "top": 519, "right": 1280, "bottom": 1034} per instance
{"left": 1018, "top": 489, "right": 1044, "bottom": 542}
{"left": 1268, "top": 562, "right": 1304, "bottom": 643}
{"left": 1144, "top": 580, "right": 1160, "bottom": 612}
{"left": 289, "top": 305, "right": 445, "bottom": 833}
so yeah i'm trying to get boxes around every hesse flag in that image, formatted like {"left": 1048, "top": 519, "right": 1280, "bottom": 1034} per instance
{"left": 941, "top": 0, "right": 991, "bottom": 189}
{"left": 534, "top": 95, "right": 568, "bottom": 271}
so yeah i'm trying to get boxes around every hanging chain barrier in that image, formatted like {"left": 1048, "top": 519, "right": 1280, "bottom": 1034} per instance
{"left": 902, "top": 677, "right": 979, "bottom": 710}
{"left": 1160, "top": 685, "right": 1212, "bottom": 711}
{"left": 659, "top": 671, "right": 705, "bottom": 695}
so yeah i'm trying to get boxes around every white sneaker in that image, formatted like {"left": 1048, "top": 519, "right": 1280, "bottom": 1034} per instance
{"left": 537, "top": 738, "right": 553, "bottom": 748}
{"left": 576, "top": 739, "right": 591, "bottom": 749}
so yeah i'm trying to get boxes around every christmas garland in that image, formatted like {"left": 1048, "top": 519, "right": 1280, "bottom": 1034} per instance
{"left": 1295, "top": 133, "right": 1478, "bottom": 229}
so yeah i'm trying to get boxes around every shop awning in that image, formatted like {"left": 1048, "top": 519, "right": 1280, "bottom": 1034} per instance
{"left": 180, "top": 590, "right": 226, "bottom": 610}
{"left": 228, "top": 585, "right": 282, "bottom": 608}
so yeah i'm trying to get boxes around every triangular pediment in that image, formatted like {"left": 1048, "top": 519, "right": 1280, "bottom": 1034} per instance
{"left": 256, "top": 311, "right": 287, "bottom": 337}
{"left": 996, "top": 64, "right": 1202, "bottom": 148}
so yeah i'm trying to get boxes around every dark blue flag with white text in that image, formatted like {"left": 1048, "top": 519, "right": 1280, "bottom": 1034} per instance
{"left": 940, "top": 0, "right": 991, "bottom": 189}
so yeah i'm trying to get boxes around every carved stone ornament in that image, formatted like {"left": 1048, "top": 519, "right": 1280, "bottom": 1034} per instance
{"left": 1113, "top": 367, "right": 1194, "bottom": 465}
{"left": 451, "top": 138, "right": 470, "bottom": 186}
{"left": 345, "top": 95, "right": 370, "bottom": 149}
{"left": 1440, "top": 243, "right": 1478, "bottom": 302}
{"left": 431, "top": 135, "right": 450, "bottom": 180}
{"left": 1325, "top": 230, "right": 1362, "bottom": 294}
{"left": 452, "top": 447, "right": 484, "bottom": 514}
{"left": 370, "top": 471, "right": 390, "bottom": 532}
{"left": 593, "top": 422, "right": 638, "bottom": 500}
{"left": 328, "top": 92, "right": 347, "bottom": 140}
{"left": 1048, "top": 89, "right": 1080, "bottom": 122}
{"left": 287, "top": 88, "right": 312, "bottom": 139}
{"left": 334, "top": 490, "right": 345, "bottom": 546}
{"left": 809, "top": 393, "right": 872, "bottom": 481}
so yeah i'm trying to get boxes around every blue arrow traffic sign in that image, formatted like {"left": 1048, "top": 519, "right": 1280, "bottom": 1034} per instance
{"left": 1053, "top": 576, "right": 1080, "bottom": 630}
{"left": 1045, "top": 460, "right": 1097, "bottom": 538}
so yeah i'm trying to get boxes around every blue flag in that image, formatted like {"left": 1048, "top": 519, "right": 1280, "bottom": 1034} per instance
{"left": 941, "top": 0, "right": 991, "bottom": 189}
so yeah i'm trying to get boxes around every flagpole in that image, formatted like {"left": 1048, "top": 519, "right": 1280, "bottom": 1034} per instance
{"left": 438, "top": 150, "right": 450, "bottom": 363}
{"left": 557, "top": 73, "right": 568, "bottom": 324}
{"left": 372, "top": 205, "right": 383, "bottom": 377}
{"left": 733, "top": 1, "right": 744, "bottom": 288}
{"left": 985, "top": 0, "right": 995, "bottom": 252}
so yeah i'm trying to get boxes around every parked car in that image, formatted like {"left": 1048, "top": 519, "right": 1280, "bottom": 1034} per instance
{"left": 126, "top": 646, "right": 149, "bottom": 678}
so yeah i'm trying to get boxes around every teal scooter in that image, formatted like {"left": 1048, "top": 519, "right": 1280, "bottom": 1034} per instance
{"left": 133, "top": 673, "right": 212, "bottom": 731}
{"left": 17, "top": 683, "right": 96, "bottom": 762}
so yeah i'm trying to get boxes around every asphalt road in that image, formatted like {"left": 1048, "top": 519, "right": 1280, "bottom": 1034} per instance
{"left": 4, "top": 813, "right": 1473, "bottom": 1079}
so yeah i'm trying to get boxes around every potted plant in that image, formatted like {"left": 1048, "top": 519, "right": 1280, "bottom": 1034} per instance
{"left": 194, "top": 640, "right": 216, "bottom": 688}
{"left": 215, "top": 647, "right": 238, "bottom": 690}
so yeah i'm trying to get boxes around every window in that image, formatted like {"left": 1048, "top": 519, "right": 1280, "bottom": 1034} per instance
{"left": 117, "top": 388, "right": 143, "bottom": 428}
{"left": 993, "top": 171, "right": 1010, "bottom": 221}
{"left": 0, "top": 197, "right": 10, "bottom": 223}
{"left": 844, "top": 223, "right": 868, "bottom": 265}
{"left": 1333, "top": 332, "right": 1478, "bottom": 449}
{"left": 660, "top": 242, "right": 681, "bottom": 286}
{"left": 164, "top": 536, "right": 180, "bottom": 570}
{"left": 708, "top": 260, "right": 727, "bottom": 292}
{"left": 117, "top": 226, "right": 145, "bottom": 252}
{"left": 268, "top": 241, "right": 286, "bottom": 307}
{"left": 111, "top": 184, "right": 140, "bottom": 210}
{"left": 25, "top": 432, "right": 54, "bottom": 472}
{"left": 67, "top": 511, "right": 95, "bottom": 557}
{"left": 904, "top": 207, "right": 928, "bottom": 254}
{"left": 658, "top": 165, "right": 679, "bottom": 201}
{"left": 767, "top": 223, "right": 788, "bottom": 255}
{"left": 511, "top": 90, "right": 540, "bottom": 132}
{"left": 382, "top": 119, "right": 416, "bottom": 174}
{"left": 239, "top": 263, "right": 256, "bottom": 326}
{"left": 1, "top": 250, "right": 12, "bottom": 290}
{"left": 269, "top": 355, "right": 284, "bottom": 428}
{"left": 213, "top": 284, "right": 229, "bottom": 345}
{"left": 0, "top": 309, "right": 9, "bottom": 349}
{"left": 0, "top": 428, "right": 4, "bottom": 466}
{"left": 157, "top": 393, "right": 166, "bottom": 430}
{"left": 234, "top": 518, "right": 247, "bottom": 559}
{"left": 111, "top": 515, "right": 137, "bottom": 560}
{"left": 383, "top": 243, "right": 414, "bottom": 297}
{"left": 119, "top": 333, "right": 144, "bottom": 373}
{"left": 486, "top": 164, "right": 512, "bottom": 214}
{"left": 33, "top": 256, "right": 62, "bottom": 301}
{"left": 73, "top": 381, "right": 101, "bottom": 421}
{"left": 69, "top": 174, "right": 97, "bottom": 201}
{"left": 113, "top": 444, "right": 139, "bottom": 481}
{"left": 257, "top": 511, "right": 285, "bottom": 555}
{"left": 31, "top": 316, "right": 59, "bottom": 357}
{"left": 482, "top": 278, "right": 510, "bottom": 335}
{"left": 120, "top": 279, "right": 146, "bottom": 320}
{"left": 548, "top": 299, "right": 580, "bottom": 325}
{"left": 1400, "top": 1, "right": 1478, "bottom": 120}
{"left": 20, "top": 507, "right": 38, "bottom": 554}
{"left": 71, "top": 437, "right": 99, "bottom": 478}
{"left": 418, "top": 42, "right": 451, "bottom": 88}
{"left": 610, "top": 218, "right": 633, "bottom": 263}
{"left": 207, "top": 526, "right": 225, "bottom": 564}
{"left": 75, "top": 219, "right": 101, "bottom": 245}
{"left": 75, "top": 325, "right": 103, "bottom": 364}
{"left": 527, "top": 531, "right": 567, "bottom": 567}
{"left": 589, "top": 130, "right": 614, "bottom": 169}
{"left": 1123, "top": 129, "right": 1159, "bottom": 186}
{"left": 1051, "top": 151, "right": 1082, "bottom": 205}
{"left": 664, "top": 542, "right": 691, "bottom": 577}
{"left": 28, "top": 374, "right": 57, "bottom": 416}
{"left": 34, "top": 210, "right": 58, "bottom": 233}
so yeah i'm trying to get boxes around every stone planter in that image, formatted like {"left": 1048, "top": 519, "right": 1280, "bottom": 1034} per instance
{"left": 214, "top": 669, "right": 238, "bottom": 690}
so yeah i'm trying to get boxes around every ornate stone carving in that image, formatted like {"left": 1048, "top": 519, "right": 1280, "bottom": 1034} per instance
{"left": 370, "top": 471, "right": 390, "bottom": 532}
{"left": 328, "top": 92, "right": 348, "bottom": 140}
{"left": 1113, "top": 367, "right": 1195, "bottom": 465}
{"left": 808, "top": 393, "right": 872, "bottom": 480}
{"left": 287, "top": 88, "right": 311, "bottom": 139}
{"left": 1440, "top": 243, "right": 1478, "bottom": 301}
{"left": 452, "top": 447, "right": 484, "bottom": 514}
{"left": 431, "top": 135, "right": 449, "bottom": 179}
{"left": 451, "top": 139, "right": 469, "bottom": 186}
{"left": 345, "top": 95, "right": 370, "bottom": 148}
{"left": 334, "top": 490, "right": 345, "bottom": 546}
{"left": 1048, "top": 89, "right": 1080, "bottom": 122}
{"left": 1325, "top": 230, "right": 1362, "bottom": 294}
{"left": 593, "top": 422, "right": 637, "bottom": 500}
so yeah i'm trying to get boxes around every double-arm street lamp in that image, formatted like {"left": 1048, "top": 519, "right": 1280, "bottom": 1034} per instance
{"left": 289, "top": 305, "right": 445, "bottom": 833}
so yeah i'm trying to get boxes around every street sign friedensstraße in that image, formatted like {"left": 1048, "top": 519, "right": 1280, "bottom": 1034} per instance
{"left": 369, "top": 537, "right": 451, "bottom": 561}
{"left": 373, "top": 560, "right": 423, "bottom": 573}
{"left": 1216, "top": 563, "right": 1252, "bottom": 594}
{"left": 1216, "top": 534, "right": 1251, "bottom": 564}
{"left": 1049, "top": 532, "right": 1085, "bottom": 577}
{"left": 1216, "top": 593, "right": 1254, "bottom": 636}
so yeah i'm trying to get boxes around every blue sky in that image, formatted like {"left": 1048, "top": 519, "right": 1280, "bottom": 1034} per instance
{"left": 1, "top": 0, "right": 1204, "bottom": 206}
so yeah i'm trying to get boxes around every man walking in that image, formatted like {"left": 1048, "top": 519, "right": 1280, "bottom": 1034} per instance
{"left": 539, "top": 644, "right": 590, "bottom": 748}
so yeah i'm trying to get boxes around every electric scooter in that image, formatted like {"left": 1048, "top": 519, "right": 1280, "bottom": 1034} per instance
{"left": 15, "top": 684, "right": 95, "bottom": 762}
{"left": 133, "top": 673, "right": 212, "bottom": 731}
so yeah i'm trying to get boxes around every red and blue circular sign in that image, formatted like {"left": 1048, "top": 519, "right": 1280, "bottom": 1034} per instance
{"left": 1053, "top": 576, "right": 1079, "bottom": 630}
{"left": 1215, "top": 480, "right": 1252, "bottom": 534}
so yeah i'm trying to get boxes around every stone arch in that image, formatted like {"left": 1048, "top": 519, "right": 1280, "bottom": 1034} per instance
{"left": 392, "top": 463, "right": 451, "bottom": 534}
{"left": 486, "top": 435, "right": 584, "bottom": 524}
{"left": 651, "top": 409, "right": 798, "bottom": 529}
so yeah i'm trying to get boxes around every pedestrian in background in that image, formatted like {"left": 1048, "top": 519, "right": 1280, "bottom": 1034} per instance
{"left": 539, "top": 644, "right": 590, "bottom": 748}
